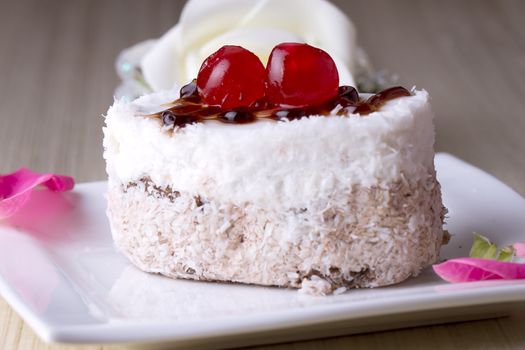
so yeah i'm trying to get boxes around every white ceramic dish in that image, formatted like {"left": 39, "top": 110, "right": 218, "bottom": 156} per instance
{"left": 1, "top": 153, "right": 524, "bottom": 348}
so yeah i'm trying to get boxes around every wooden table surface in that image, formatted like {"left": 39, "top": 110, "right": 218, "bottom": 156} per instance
{"left": 1, "top": 0, "right": 524, "bottom": 349}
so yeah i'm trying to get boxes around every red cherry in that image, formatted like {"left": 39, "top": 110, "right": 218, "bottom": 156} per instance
{"left": 266, "top": 43, "right": 339, "bottom": 108}
{"left": 197, "top": 46, "right": 266, "bottom": 109}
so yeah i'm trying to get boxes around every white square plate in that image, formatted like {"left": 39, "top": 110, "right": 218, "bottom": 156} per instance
{"left": 1, "top": 153, "right": 524, "bottom": 348}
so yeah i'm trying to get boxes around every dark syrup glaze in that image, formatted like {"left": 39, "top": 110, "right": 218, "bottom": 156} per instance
{"left": 148, "top": 80, "right": 412, "bottom": 129}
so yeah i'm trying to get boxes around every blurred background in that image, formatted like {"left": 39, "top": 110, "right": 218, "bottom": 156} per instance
{"left": 0, "top": 0, "right": 524, "bottom": 197}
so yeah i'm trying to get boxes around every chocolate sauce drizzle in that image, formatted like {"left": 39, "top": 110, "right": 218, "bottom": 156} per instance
{"left": 148, "top": 80, "right": 412, "bottom": 129}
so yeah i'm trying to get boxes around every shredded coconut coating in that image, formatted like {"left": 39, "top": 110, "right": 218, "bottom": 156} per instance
{"left": 103, "top": 90, "right": 436, "bottom": 209}
{"left": 103, "top": 88, "right": 446, "bottom": 295}
{"left": 106, "top": 171, "right": 446, "bottom": 295}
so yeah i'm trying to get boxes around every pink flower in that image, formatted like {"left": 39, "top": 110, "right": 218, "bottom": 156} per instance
{"left": 433, "top": 258, "right": 525, "bottom": 283}
{"left": 514, "top": 242, "right": 525, "bottom": 258}
{"left": 0, "top": 168, "right": 74, "bottom": 219}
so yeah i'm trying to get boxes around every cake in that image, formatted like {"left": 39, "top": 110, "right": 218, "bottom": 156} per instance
{"left": 104, "top": 43, "right": 446, "bottom": 295}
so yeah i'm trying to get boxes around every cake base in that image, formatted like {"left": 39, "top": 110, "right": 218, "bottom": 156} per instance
{"left": 107, "top": 173, "right": 446, "bottom": 295}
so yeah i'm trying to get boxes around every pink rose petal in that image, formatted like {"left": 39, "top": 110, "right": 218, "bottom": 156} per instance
{"left": 514, "top": 242, "right": 525, "bottom": 258}
{"left": 433, "top": 258, "right": 525, "bottom": 283}
{"left": 0, "top": 168, "right": 74, "bottom": 219}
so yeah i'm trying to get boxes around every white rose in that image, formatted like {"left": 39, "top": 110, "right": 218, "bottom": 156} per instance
{"left": 141, "top": 0, "right": 357, "bottom": 92}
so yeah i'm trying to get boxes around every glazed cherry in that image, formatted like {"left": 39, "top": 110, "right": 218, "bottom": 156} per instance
{"left": 266, "top": 43, "right": 339, "bottom": 107}
{"left": 197, "top": 46, "right": 266, "bottom": 110}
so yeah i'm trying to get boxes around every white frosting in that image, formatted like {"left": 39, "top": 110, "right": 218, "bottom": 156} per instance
{"left": 141, "top": 0, "right": 356, "bottom": 91}
{"left": 103, "top": 90, "right": 436, "bottom": 208}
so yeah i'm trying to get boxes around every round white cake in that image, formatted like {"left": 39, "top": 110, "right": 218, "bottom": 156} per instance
{"left": 103, "top": 89, "right": 446, "bottom": 295}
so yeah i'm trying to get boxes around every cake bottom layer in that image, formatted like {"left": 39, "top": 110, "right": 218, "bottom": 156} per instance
{"left": 107, "top": 175, "right": 446, "bottom": 295}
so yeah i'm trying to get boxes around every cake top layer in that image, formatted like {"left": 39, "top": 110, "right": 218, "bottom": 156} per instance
{"left": 146, "top": 82, "right": 412, "bottom": 129}
{"left": 138, "top": 43, "right": 411, "bottom": 130}
{"left": 104, "top": 89, "right": 436, "bottom": 208}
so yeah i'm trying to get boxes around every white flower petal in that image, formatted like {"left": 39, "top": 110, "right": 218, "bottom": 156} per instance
{"left": 332, "top": 55, "right": 355, "bottom": 87}
{"left": 141, "top": 0, "right": 356, "bottom": 91}
{"left": 141, "top": 25, "right": 182, "bottom": 91}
